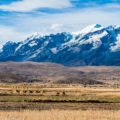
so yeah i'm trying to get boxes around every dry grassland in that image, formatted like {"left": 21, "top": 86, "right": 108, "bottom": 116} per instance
{"left": 0, "top": 110, "right": 120, "bottom": 120}
{"left": 0, "top": 85, "right": 119, "bottom": 120}
{"left": 0, "top": 85, "right": 120, "bottom": 103}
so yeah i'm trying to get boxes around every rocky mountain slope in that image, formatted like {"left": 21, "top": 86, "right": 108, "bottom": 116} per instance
{"left": 0, "top": 24, "right": 120, "bottom": 66}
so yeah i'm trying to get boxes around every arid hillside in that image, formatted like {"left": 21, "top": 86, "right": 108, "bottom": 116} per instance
{"left": 0, "top": 62, "right": 119, "bottom": 85}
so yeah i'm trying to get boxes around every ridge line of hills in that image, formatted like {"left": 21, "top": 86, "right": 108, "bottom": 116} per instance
{"left": 0, "top": 62, "right": 119, "bottom": 85}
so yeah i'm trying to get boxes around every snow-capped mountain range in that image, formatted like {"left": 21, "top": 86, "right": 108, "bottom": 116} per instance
{"left": 0, "top": 24, "right": 120, "bottom": 66}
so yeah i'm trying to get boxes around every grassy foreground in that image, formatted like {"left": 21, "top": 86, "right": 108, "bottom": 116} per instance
{"left": 0, "top": 85, "right": 120, "bottom": 120}
{"left": 0, "top": 110, "right": 120, "bottom": 120}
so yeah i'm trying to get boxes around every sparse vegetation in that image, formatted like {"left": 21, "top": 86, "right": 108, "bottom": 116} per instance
{"left": 0, "top": 62, "right": 120, "bottom": 86}
{"left": 0, "top": 110, "right": 120, "bottom": 120}
{"left": 0, "top": 84, "right": 120, "bottom": 103}
{"left": 0, "top": 84, "right": 119, "bottom": 119}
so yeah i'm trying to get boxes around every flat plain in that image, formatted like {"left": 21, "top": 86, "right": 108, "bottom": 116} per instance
{"left": 0, "top": 85, "right": 120, "bottom": 120}
{"left": 0, "top": 84, "right": 119, "bottom": 120}
{"left": 0, "top": 62, "right": 120, "bottom": 119}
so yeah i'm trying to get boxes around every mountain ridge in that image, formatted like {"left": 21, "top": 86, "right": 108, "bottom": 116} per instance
{"left": 1, "top": 24, "right": 120, "bottom": 66}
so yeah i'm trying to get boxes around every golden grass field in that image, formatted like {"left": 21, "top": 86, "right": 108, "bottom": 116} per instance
{"left": 0, "top": 84, "right": 120, "bottom": 103}
{"left": 0, "top": 110, "right": 120, "bottom": 120}
{"left": 0, "top": 84, "right": 120, "bottom": 119}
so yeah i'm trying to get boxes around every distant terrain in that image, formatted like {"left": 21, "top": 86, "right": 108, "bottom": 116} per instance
{"left": 0, "top": 62, "right": 119, "bottom": 85}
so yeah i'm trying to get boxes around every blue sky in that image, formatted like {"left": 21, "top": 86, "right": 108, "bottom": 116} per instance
{"left": 0, "top": 0, "right": 120, "bottom": 46}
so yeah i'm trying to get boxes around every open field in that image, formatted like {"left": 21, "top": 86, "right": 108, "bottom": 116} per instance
{"left": 0, "top": 84, "right": 119, "bottom": 111}
{"left": 0, "top": 85, "right": 119, "bottom": 119}
{"left": 0, "top": 110, "right": 120, "bottom": 120}
{"left": 0, "top": 85, "right": 120, "bottom": 103}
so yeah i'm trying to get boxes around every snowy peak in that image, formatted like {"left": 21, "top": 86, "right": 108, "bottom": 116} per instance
{"left": 73, "top": 24, "right": 103, "bottom": 35}
{"left": 1, "top": 24, "right": 120, "bottom": 66}
{"left": 26, "top": 32, "right": 41, "bottom": 41}
{"left": 81, "top": 24, "right": 102, "bottom": 33}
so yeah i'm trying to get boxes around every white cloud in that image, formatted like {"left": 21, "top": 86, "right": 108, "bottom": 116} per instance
{"left": 14, "top": 4, "right": 120, "bottom": 33}
{"left": 0, "top": 0, "right": 72, "bottom": 12}
{"left": 0, "top": 25, "right": 29, "bottom": 48}
{"left": 50, "top": 24, "right": 63, "bottom": 31}
{"left": 1, "top": 3, "right": 120, "bottom": 46}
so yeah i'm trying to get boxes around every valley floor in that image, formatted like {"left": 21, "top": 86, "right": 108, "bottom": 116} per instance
{"left": 0, "top": 85, "right": 120, "bottom": 119}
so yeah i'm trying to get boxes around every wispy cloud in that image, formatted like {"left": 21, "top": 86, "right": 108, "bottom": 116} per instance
{"left": 50, "top": 24, "right": 64, "bottom": 31}
{"left": 0, "top": 0, "right": 72, "bottom": 12}
{"left": 0, "top": 25, "right": 29, "bottom": 47}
